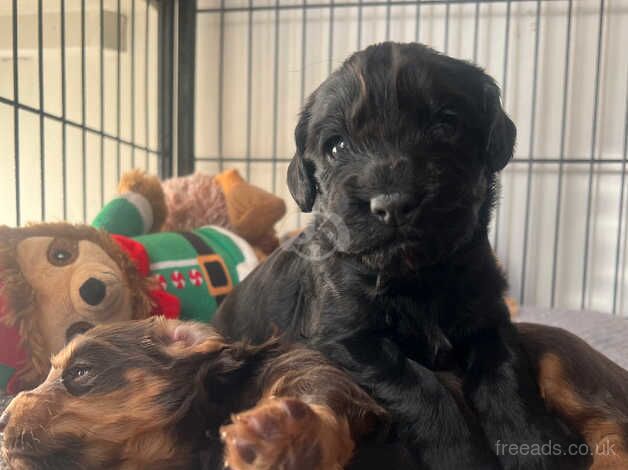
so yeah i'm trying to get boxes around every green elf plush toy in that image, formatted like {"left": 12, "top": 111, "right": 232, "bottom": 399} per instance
{"left": 92, "top": 173, "right": 259, "bottom": 323}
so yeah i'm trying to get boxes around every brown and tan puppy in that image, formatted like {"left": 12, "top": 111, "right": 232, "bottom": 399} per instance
{"left": 0, "top": 317, "right": 387, "bottom": 470}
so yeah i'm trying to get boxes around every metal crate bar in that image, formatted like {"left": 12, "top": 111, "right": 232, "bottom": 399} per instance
{"left": 12, "top": 0, "right": 20, "bottom": 227}
{"left": 581, "top": 0, "right": 606, "bottom": 309}
{"left": 444, "top": 0, "right": 450, "bottom": 53}
{"left": 117, "top": 0, "right": 122, "bottom": 181}
{"left": 491, "top": 0, "right": 511, "bottom": 253}
{"left": 357, "top": 0, "right": 363, "bottom": 48}
{"left": 217, "top": 0, "right": 225, "bottom": 172}
{"left": 245, "top": 0, "right": 253, "bottom": 180}
{"left": 550, "top": 0, "right": 573, "bottom": 308}
{"left": 385, "top": 0, "right": 392, "bottom": 42}
{"left": 145, "top": 0, "right": 151, "bottom": 168}
{"left": 131, "top": 0, "right": 137, "bottom": 167}
{"left": 100, "top": 0, "right": 105, "bottom": 207}
{"left": 297, "top": 0, "right": 309, "bottom": 227}
{"left": 177, "top": 0, "right": 197, "bottom": 176}
{"left": 472, "top": 2, "right": 480, "bottom": 62}
{"left": 196, "top": 156, "right": 628, "bottom": 165}
{"left": 81, "top": 0, "right": 87, "bottom": 221}
{"left": 612, "top": 79, "right": 628, "bottom": 314}
{"left": 519, "top": 0, "right": 542, "bottom": 304}
{"left": 38, "top": 0, "right": 45, "bottom": 220}
{"left": 61, "top": 0, "right": 67, "bottom": 219}
{"left": 198, "top": 0, "right": 567, "bottom": 14}
{"left": 272, "top": 0, "right": 281, "bottom": 193}
{"left": 415, "top": 1, "right": 421, "bottom": 42}
{"left": 158, "top": 0, "right": 174, "bottom": 178}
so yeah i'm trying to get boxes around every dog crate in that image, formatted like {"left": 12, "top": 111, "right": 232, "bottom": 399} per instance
{"left": 2, "top": 0, "right": 627, "bottom": 315}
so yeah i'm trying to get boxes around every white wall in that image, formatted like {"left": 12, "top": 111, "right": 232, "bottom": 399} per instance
{"left": 195, "top": 0, "right": 628, "bottom": 314}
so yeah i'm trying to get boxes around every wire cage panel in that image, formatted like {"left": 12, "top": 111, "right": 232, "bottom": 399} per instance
{"left": 194, "top": 0, "right": 628, "bottom": 314}
{"left": 1, "top": 0, "right": 161, "bottom": 228}
{"left": 2, "top": 0, "right": 627, "bottom": 314}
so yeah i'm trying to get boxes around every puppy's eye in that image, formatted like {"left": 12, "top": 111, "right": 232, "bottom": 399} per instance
{"left": 63, "top": 365, "right": 94, "bottom": 395}
{"left": 324, "top": 136, "right": 346, "bottom": 160}
{"left": 67, "top": 365, "right": 91, "bottom": 381}
{"left": 430, "top": 111, "right": 460, "bottom": 141}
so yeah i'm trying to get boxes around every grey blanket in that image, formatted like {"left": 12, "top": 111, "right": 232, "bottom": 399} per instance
{"left": 516, "top": 307, "right": 628, "bottom": 370}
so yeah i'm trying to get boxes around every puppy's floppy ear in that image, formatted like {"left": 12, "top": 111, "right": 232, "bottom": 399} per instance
{"left": 483, "top": 81, "right": 516, "bottom": 172}
{"left": 287, "top": 107, "right": 317, "bottom": 212}
{"left": 156, "top": 319, "right": 225, "bottom": 357}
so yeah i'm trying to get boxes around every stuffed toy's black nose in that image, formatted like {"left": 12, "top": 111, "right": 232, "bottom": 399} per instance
{"left": 79, "top": 277, "right": 107, "bottom": 306}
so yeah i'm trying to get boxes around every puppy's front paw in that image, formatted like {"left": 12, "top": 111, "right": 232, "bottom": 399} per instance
{"left": 220, "top": 397, "right": 353, "bottom": 470}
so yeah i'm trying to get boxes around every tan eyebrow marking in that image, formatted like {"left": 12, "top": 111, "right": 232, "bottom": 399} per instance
{"left": 51, "top": 340, "right": 80, "bottom": 369}
{"left": 349, "top": 61, "right": 368, "bottom": 124}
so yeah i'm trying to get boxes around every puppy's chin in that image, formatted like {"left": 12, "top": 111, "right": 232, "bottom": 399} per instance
{"left": 355, "top": 228, "right": 473, "bottom": 273}
{"left": 346, "top": 213, "right": 479, "bottom": 273}
{"left": 358, "top": 242, "right": 434, "bottom": 273}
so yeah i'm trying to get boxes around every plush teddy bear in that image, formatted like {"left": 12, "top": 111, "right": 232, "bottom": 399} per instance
{"left": 159, "top": 169, "right": 287, "bottom": 257}
{"left": 92, "top": 169, "right": 286, "bottom": 257}
{"left": 0, "top": 170, "right": 284, "bottom": 393}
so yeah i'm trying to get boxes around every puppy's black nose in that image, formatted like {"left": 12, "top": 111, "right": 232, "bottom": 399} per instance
{"left": 370, "top": 193, "right": 414, "bottom": 225}
{"left": 0, "top": 410, "right": 10, "bottom": 432}
{"left": 79, "top": 277, "right": 107, "bottom": 306}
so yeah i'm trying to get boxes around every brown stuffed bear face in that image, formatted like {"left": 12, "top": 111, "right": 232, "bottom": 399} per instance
{"left": 0, "top": 224, "right": 154, "bottom": 390}
{"left": 15, "top": 236, "right": 135, "bottom": 355}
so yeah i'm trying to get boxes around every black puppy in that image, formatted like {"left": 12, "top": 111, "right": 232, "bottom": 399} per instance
{"left": 214, "top": 43, "right": 586, "bottom": 469}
